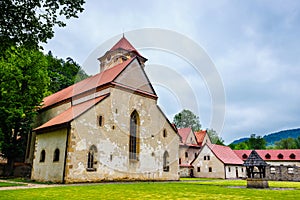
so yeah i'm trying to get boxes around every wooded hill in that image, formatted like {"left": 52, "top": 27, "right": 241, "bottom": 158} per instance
{"left": 231, "top": 128, "right": 300, "bottom": 146}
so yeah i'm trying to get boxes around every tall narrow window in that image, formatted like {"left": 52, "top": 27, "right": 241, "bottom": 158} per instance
{"left": 185, "top": 152, "right": 188, "bottom": 158}
{"left": 129, "top": 111, "right": 139, "bottom": 160}
{"left": 98, "top": 115, "right": 103, "bottom": 127}
{"left": 209, "top": 167, "right": 212, "bottom": 172}
{"left": 87, "top": 145, "right": 97, "bottom": 171}
{"left": 53, "top": 148, "right": 60, "bottom": 162}
{"left": 163, "top": 129, "right": 167, "bottom": 138}
{"left": 163, "top": 151, "right": 169, "bottom": 172}
{"left": 40, "top": 150, "right": 46, "bottom": 162}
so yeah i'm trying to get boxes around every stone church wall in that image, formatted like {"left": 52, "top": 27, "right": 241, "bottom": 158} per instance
{"left": 64, "top": 88, "right": 179, "bottom": 183}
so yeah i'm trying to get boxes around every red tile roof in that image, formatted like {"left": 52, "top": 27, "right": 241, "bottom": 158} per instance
{"left": 110, "top": 36, "right": 144, "bottom": 58}
{"left": 194, "top": 130, "right": 206, "bottom": 145}
{"left": 178, "top": 128, "right": 192, "bottom": 144}
{"left": 234, "top": 149, "right": 300, "bottom": 161}
{"left": 208, "top": 144, "right": 244, "bottom": 165}
{"left": 42, "top": 57, "right": 135, "bottom": 109}
{"left": 35, "top": 94, "right": 109, "bottom": 131}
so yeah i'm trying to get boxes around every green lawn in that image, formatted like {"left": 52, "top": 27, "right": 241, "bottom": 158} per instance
{"left": 0, "top": 182, "right": 26, "bottom": 187}
{"left": 0, "top": 179, "right": 299, "bottom": 199}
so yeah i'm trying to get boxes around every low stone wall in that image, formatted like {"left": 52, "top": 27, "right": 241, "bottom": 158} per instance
{"left": 247, "top": 178, "right": 269, "bottom": 188}
{"left": 266, "top": 165, "right": 300, "bottom": 181}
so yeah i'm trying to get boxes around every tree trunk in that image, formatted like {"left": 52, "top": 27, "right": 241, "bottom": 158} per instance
{"left": 4, "top": 157, "right": 15, "bottom": 177}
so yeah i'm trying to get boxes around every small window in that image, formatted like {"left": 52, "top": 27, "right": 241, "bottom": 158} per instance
{"left": 53, "top": 148, "right": 60, "bottom": 162}
{"left": 270, "top": 167, "right": 276, "bottom": 174}
{"left": 194, "top": 153, "right": 197, "bottom": 158}
{"left": 197, "top": 167, "right": 201, "bottom": 172}
{"left": 278, "top": 153, "right": 283, "bottom": 159}
{"left": 288, "top": 167, "right": 294, "bottom": 174}
{"left": 228, "top": 167, "right": 231, "bottom": 172}
{"left": 242, "top": 154, "right": 248, "bottom": 159}
{"left": 98, "top": 115, "right": 103, "bottom": 127}
{"left": 290, "top": 153, "right": 296, "bottom": 159}
{"left": 185, "top": 152, "right": 188, "bottom": 158}
{"left": 163, "top": 151, "right": 170, "bottom": 172}
{"left": 179, "top": 158, "right": 181, "bottom": 164}
{"left": 163, "top": 129, "right": 167, "bottom": 138}
{"left": 241, "top": 168, "right": 244, "bottom": 173}
{"left": 207, "top": 156, "right": 210, "bottom": 160}
{"left": 209, "top": 167, "right": 212, "bottom": 172}
{"left": 40, "top": 150, "right": 46, "bottom": 162}
{"left": 87, "top": 145, "right": 97, "bottom": 171}
{"left": 204, "top": 156, "right": 206, "bottom": 160}
{"left": 265, "top": 153, "right": 271, "bottom": 159}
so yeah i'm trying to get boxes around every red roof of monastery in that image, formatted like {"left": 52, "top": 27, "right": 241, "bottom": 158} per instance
{"left": 110, "top": 36, "right": 144, "bottom": 58}
{"left": 208, "top": 144, "right": 244, "bottom": 165}
{"left": 35, "top": 94, "right": 109, "bottom": 131}
{"left": 234, "top": 149, "right": 300, "bottom": 161}
{"left": 42, "top": 57, "right": 135, "bottom": 109}
{"left": 178, "top": 127, "right": 192, "bottom": 144}
{"left": 194, "top": 130, "right": 207, "bottom": 145}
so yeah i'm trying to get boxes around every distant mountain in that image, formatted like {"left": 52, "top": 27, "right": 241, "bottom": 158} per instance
{"left": 231, "top": 128, "right": 300, "bottom": 146}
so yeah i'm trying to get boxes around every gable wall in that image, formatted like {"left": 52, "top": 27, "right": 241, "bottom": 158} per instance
{"left": 31, "top": 129, "right": 68, "bottom": 183}
{"left": 64, "top": 87, "right": 179, "bottom": 183}
{"left": 114, "top": 59, "right": 155, "bottom": 94}
{"left": 202, "top": 134, "right": 212, "bottom": 145}
{"left": 192, "top": 145, "right": 225, "bottom": 179}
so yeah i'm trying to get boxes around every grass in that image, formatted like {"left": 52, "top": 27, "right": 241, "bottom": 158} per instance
{"left": 0, "top": 179, "right": 299, "bottom": 199}
{"left": 0, "top": 182, "right": 26, "bottom": 187}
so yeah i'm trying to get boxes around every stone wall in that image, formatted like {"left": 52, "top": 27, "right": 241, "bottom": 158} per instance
{"left": 266, "top": 165, "right": 300, "bottom": 181}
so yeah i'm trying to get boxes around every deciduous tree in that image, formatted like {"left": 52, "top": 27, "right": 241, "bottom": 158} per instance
{"left": 0, "top": 0, "right": 85, "bottom": 52}
{"left": 173, "top": 109, "right": 201, "bottom": 131}
{"left": 0, "top": 47, "right": 49, "bottom": 175}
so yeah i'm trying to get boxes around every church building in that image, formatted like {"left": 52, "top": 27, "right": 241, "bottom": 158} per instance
{"left": 26, "top": 36, "right": 180, "bottom": 183}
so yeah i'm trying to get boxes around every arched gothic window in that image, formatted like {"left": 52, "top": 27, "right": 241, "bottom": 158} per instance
{"left": 87, "top": 145, "right": 97, "bottom": 171}
{"left": 163, "top": 151, "right": 169, "bottom": 172}
{"left": 129, "top": 110, "right": 139, "bottom": 160}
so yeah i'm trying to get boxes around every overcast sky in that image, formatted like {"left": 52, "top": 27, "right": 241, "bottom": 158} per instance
{"left": 42, "top": 0, "right": 300, "bottom": 144}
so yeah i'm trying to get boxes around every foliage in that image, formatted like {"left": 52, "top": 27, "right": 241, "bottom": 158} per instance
{"left": 0, "top": 46, "right": 49, "bottom": 175}
{"left": 46, "top": 52, "right": 89, "bottom": 94}
{"left": 173, "top": 109, "right": 201, "bottom": 131}
{"left": 0, "top": 0, "right": 85, "bottom": 52}
{"left": 0, "top": 180, "right": 300, "bottom": 199}
{"left": 206, "top": 129, "right": 224, "bottom": 145}
{"left": 274, "top": 137, "right": 300, "bottom": 149}
{"left": 230, "top": 134, "right": 266, "bottom": 150}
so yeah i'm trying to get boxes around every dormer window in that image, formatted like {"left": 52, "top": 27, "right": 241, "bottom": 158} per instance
{"left": 290, "top": 153, "right": 296, "bottom": 159}
{"left": 277, "top": 153, "right": 283, "bottom": 159}
{"left": 242, "top": 154, "right": 248, "bottom": 159}
{"left": 265, "top": 153, "right": 271, "bottom": 159}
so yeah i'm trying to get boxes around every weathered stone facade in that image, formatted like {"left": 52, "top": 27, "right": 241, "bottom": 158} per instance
{"left": 29, "top": 37, "right": 180, "bottom": 183}
{"left": 266, "top": 165, "right": 300, "bottom": 181}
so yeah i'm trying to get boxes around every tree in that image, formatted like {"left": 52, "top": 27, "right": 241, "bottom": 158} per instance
{"left": 275, "top": 138, "right": 296, "bottom": 149}
{"left": 173, "top": 109, "right": 201, "bottom": 131}
{"left": 247, "top": 134, "right": 266, "bottom": 150}
{"left": 206, "top": 129, "right": 224, "bottom": 145}
{"left": 0, "top": 0, "right": 85, "bottom": 52}
{"left": 46, "top": 52, "right": 89, "bottom": 94}
{"left": 0, "top": 46, "right": 49, "bottom": 175}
